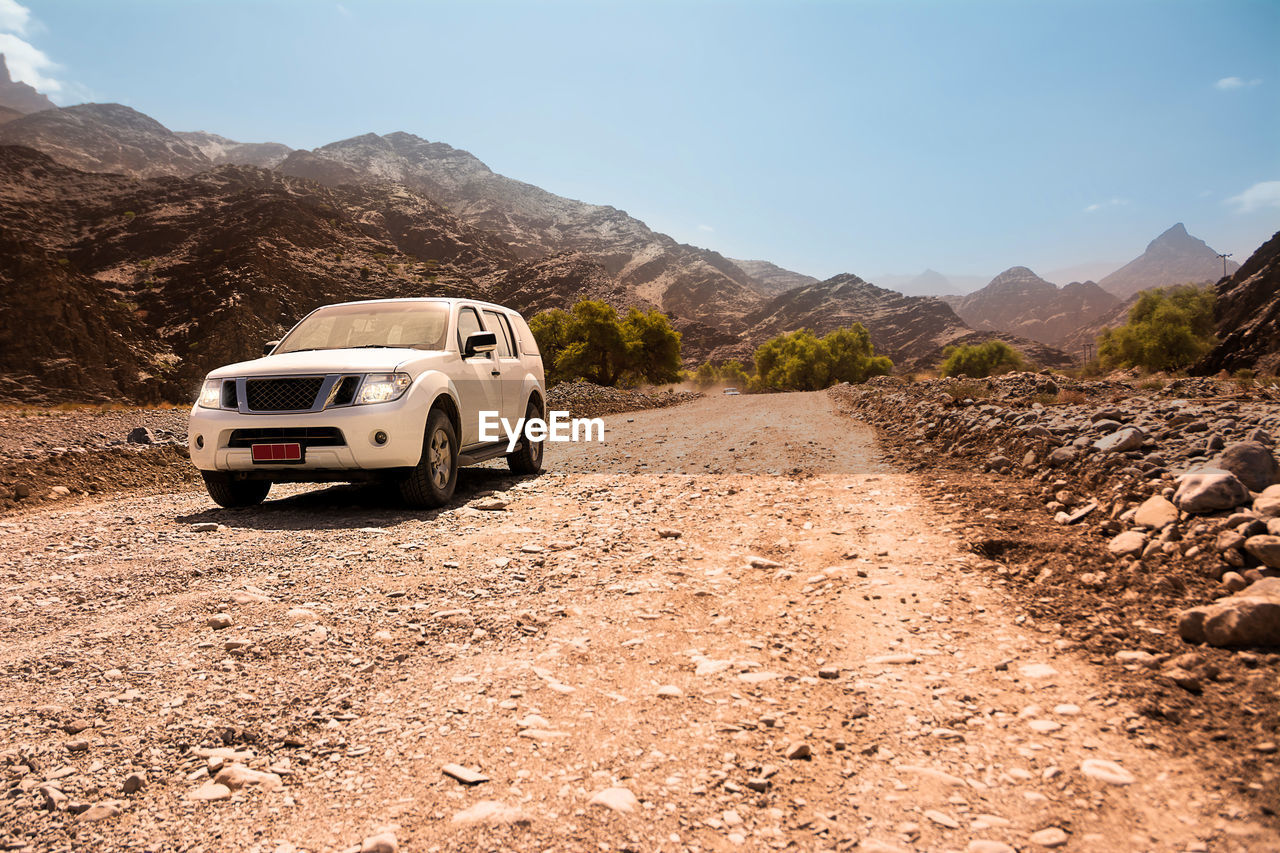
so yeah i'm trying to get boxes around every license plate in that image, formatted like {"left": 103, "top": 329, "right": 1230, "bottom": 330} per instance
{"left": 251, "top": 443, "right": 303, "bottom": 463}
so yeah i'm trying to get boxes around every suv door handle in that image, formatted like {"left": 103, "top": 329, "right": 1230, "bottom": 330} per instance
{"left": 490, "top": 369, "right": 501, "bottom": 377}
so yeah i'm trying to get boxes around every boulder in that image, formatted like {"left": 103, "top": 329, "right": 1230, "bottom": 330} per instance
{"left": 1255, "top": 484, "right": 1280, "bottom": 518}
{"left": 1173, "top": 469, "right": 1250, "bottom": 514}
{"left": 1046, "top": 446, "right": 1079, "bottom": 467}
{"left": 1216, "top": 442, "right": 1280, "bottom": 492}
{"left": 127, "top": 427, "right": 156, "bottom": 444}
{"left": 1177, "top": 578, "right": 1280, "bottom": 647}
{"left": 1244, "top": 535, "right": 1280, "bottom": 568}
{"left": 1094, "top": 426, "right": 1145, "bottom": 454}
{"left": 1133, "top": 495, "right": 1178, "bottom": 529}
{"left": 1107, "top": 530, "right": 1147, "bottom": 559}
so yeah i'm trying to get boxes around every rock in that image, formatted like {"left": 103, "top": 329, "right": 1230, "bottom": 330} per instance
{"left": 188, "top": 782, "right": 231, "bottom": 801}
{"left": 1046, "top": 446, "right": 1079, "bottom": 467}
{"left": 1218, "top": 530, "right": 1247, "bottom": 553}
{"left": 1133, "top": 495, "right": 1178, "bottom": 529}
{"left": 1094, "top": 426, "right": 1145, "bottom": 453}
{"left": 360, "top": 831, "right": 398, "bottom": 853}
{"left": 784, "top": 741, "right": 812, "bottom": 760}
{"left": 1222, "top": 571, "right": 1249, "bottom": 592}
{"left": 65, "top": 738, "right": 89, "bottom": 752}
{"left": 1029, "top": 827, "right": 1068, "bottom": 847}
{"left": 285, "top": 607, "right": 319, "bottom": 623}
{"left": 76, "top": 802, "right": 120, "bottom": 822}
{"left": 924, "top": 809, "right": 960, "bottom": 829}
{"left": 587, "top": 787, "right": 639, "bottom": 813}
{"left": 127, "top": 427, "right": 156, "bottom": 444}
{"left": 121, "top": 772, "right": 145, "bottom": 794}
{"left": 656, "top": 685, "right": 683, "bottom": 698}
{"left": 1107, "top": 530, "right": 1147, "bottom": 558}
{"left": 213, "top": 764, "right": 283, "bottom": 791}
{"left": 747, "top": 555, "right": 781, "bottom": 569}
{"left": 656, "top": 527, "right": 682, "bottom": 539}
{"left": 1217, "top": 441, "right": 1280, "bottom": 492}
{"left": 1174, "top": 469, "right": 1250, "bottom": 514}
{"left": 441, "top": 764, "right": 489, "bottom": 785}
{"left": 1177, "top": 578, "right": 1280, "bottom": 647}
{"left": 471, "top": 497, "right": 508, "bottom": 511}
{"left": 451, "top": 800, "right": 529, "bottom": 825}
{"left": 191, "top": 522, "right": 220, "bottom": 532}
{"left": 206, "top": 614, "right": 233, "bottom": 630}
{"left": 49, "top": 485, "right": 72, "bottom": 498}
{"left": 1257, "top": 484, "right": 1280, "bottom": 518}
{"left": 968, "top": 843, "right": 1016, "bottom": 853}
{"left": 1018, "top": 663, "right": 1058, "bottom": 679}
{"left": 1079, "top": 758, "right": 1136, "bottom": 785}
{"left": 1244, "top": 535, "right": 1280, "bottom": 568}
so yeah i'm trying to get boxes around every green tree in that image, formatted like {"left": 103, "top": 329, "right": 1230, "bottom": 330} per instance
{"left": 1098, "top": 284, "right": 1216, "bottom": 372}
{"left": 939, "top": 340, "right": 1026, "bottom": 378}
{"left": 529, "top": 300, "right": 684, "bottom": 386}
{"left": 753, "top": 323, "right": 891, "bottom": 391}
{"left": 717, "top": 359, "right": 750, "bottom": 388}
{"left": 692, "top": 362, "right": 720, "bottom": 387}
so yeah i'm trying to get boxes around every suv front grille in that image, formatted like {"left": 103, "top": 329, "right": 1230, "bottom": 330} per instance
{"left": 228, "top": 427, "right": 346, "bottom": 448}
{"left": 245, "top": 377, "right": 324, "bottom": 412}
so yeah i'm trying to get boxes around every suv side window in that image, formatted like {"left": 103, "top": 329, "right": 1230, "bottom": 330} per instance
{"left": 483, "top": 309, "right": 514, "bottom": 358}
{"left": 457, "top": 306, "right": 486, "bottom": 355}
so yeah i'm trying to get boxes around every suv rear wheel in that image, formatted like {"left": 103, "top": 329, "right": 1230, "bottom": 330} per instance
{"left": 202, "top": 472, "right": 271, "bottom": 508}
{"left": 400, "top": 407, "right": 458, "bottom": 508}
{"left": 507, "top": 397, "right": 545, "bottom": 475}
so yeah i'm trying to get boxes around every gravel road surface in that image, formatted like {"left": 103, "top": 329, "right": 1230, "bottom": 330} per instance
{"left": 1, "top": 393, "right": 1275, "bottom": 852}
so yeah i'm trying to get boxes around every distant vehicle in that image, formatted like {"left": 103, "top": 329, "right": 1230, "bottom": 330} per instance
{"left": 723, "top": 387, "right": 740, "bottom": 395}
{"left": 189, "top": 298, "right": 546, "bottom": 509}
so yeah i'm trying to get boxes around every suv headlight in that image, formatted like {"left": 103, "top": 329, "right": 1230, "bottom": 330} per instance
{"left": 197, "top": 379, "right": 225, "bottom": 409}
{"left": 357, "top": 373, "right": 412, "bottom": 405}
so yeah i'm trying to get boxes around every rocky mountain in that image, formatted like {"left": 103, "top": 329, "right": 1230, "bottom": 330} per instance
{"left": 175, "top": 131, "right": 292, "bottom": 169}
{"left": 709, "top": 273, "right": 1073, "bottom": 369}
{"left": 0, "top": 54, "right": 55, "bottom": 114}
{"left": 949, "top": 266, "right": 1120, "bottom": 347}
{"left": 0, "top": 105, "right": 21, "bottom": 126}
{"left": 1098, "top": 223, "right": 1239, "bottom": 300}
{"left": 0, "top": 104, "right": 213, "bottom": 177}
{"left": 729, "top": 259, "right": 818, "bottom": 296}
{"left": 279, "top": 131, "right": 768, "bottom": 331}
{"left": 0, "top": 145, "right": 525, "bottom": 402}
{"left": 1194, "top": 229, "right": 1280, "bottom": 375}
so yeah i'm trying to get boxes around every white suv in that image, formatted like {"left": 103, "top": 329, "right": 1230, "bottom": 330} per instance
{"left": 188, "top": 298, "right": 546, "bottom": 509}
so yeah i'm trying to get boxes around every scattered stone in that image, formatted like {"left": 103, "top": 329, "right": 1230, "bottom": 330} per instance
{"left": 127, "top": 427, "right": 156, "bottom": 444}
{"left": 121, "top": 772, "right": 145, "bottom": 794}
{"left": 656, "top": 527, "right": 682, "bottom": 539}
{"left": 1107, "top": 530, "right": 1147, "bottom": 559}
{"left": 656, "top": 685, "right": 683, "bottom": 698}
{"left": 1173, "top": 469, "right": 1250, "bottom": 514}
{"left": 360, "top": 831, "right": 398, "bottom": 853}
{"left": 451, "top": 800, "right": 529, "bottom": 825}
{"left": 213, "top": 764, "right": 284, "bottom": 792}
{"left": 587, "top": 787, "right": 639, "bottom": 813}
{"left": 1178, "top": 578, "right": 1280, "bottom": 647}
{"left": 1244, "top": 535, "right": 1280, "bottom": 568}
{"left": 188, "top": 782, "right": 232, "bottom": 802}
{"left": 1217, "top": 441, "right": 1280, "bottom": 492}
{"left": 1133, "top": 495, "right": 1178, "bottom": 529}
{"left": 924, "top": 809, "right": 960, "bottom": 829}
{"left": 76, "top": 802, "right": 120, "bottom": 823}
{"left": 1029, "top": 827, "right": 1068, "bottom": 848}
{"left": 747, "top": 555, "right": 781, "bottom": 569}
{"left": 206, "top": 614, "right": 233, "bottom": 630}
{"left": 442, "top": 764, "right": 489, "bottom": 785}
{"left": 1079, "top": 758, "right": 1136, "bottom": 786}
{"left": 1094, "top": 426, "right": 1144, "bottom": 453}
{"left": 784, "top": 741, "right": 812, "bottom": 760}
{"left": 968, "top": 843, "right": 1016, "bottom": 853}
{"left": 191, "top": 522, "right": 220, "bottom": 532}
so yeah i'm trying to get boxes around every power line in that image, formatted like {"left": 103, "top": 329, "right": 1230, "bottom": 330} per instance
{"left": 1217, "top": 252, "right": 1233, "bottom": 278}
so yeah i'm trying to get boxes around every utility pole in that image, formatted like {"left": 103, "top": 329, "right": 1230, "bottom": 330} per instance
{"left": 1217, "top": 252, "right": 1233, "bottom": 278}
{"left": 1082, "top": 342, "right": 1094, "bottom": 363}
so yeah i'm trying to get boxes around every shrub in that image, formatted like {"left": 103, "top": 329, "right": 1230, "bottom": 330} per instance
{"left": 529, "top": 300, "right": 682, "bottom": 387}
{"left": 939, "top": 340, "right": 1026, "bottom": 378}
{"left": 752, "top": 323, "right": 892, "bottom": 391}
{"left": 691, "top": 359, "right": 750, "bottom": 389}
{"left": 1097, "top": 284, "right": 1215, "bottom": 372}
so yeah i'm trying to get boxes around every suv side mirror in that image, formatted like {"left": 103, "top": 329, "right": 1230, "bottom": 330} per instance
{"left": 263, "top": 340, "right": 281, "bottom": 356}
{"left": 463, "top": 331, "right": 497, "bottom": 358}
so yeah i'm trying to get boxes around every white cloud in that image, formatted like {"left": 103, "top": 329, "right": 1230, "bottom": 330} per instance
{"left": 0, "top": 0, "right": 30, "bottom": 36}
{"left": 1227, "top": 181, "right": 1280, "bottom": 213}
{"left": 0, "top": 31, "right": 61, "bottom": 93}
{"left": 1084, "top": 197, "right": 1129, "bottom": 213}
{"left": 697, "top": 224, "right": 714, "bottom": 232}
{"left": 1216, "top": 76, "right": 1262, "bottom": 90}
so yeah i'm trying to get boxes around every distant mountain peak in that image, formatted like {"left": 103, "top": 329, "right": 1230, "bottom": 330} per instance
{"left": 1099, "top": 222, "right": 1238, "bottom": 299}
{"left": 0, "top": 54, "right": 57, "bottom": 114}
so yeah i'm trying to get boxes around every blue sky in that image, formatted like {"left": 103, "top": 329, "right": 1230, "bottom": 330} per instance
{"left": 3, "top": 0, "right": 1278, "bottom": 283}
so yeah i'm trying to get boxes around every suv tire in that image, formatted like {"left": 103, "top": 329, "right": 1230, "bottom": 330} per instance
{"left": 507, "top": 397, "right": 545, "bottom": 475}
{"left": 400, "top": 407, "right": 459, "bottom": 508}
{"left": 202, "top": 472, "right": 271, "bottom": 508}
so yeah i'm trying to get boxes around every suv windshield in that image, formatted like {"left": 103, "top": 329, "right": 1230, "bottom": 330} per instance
{"left": 275, "top": 301, "right": 450, "bottom": 354}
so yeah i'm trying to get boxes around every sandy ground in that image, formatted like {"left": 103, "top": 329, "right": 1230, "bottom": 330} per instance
{"left": 0, "top": 392, "right": 1276, "bottom": 852}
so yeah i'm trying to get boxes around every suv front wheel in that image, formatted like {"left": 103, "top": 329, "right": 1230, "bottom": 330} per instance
{"left": 202, "top": 472, "right": 271, "bottom": 508}
{"left": 400, "top": 407, "right": 458, "bottom": 508}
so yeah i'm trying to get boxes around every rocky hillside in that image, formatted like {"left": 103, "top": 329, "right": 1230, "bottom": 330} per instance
{"left": 0, "top": 104, "right": 213, "bottom": 177}
{"left": 0, "top": 105, "right": 21, "bottom": 126}
{"left": 729, "top": 258, "right": 817, "bottom": 296}
{"left": 949, "top": 266, "right": 1120, "bottom": 347}
{"left": 175, "top": 131, "right": 293, "bottom": 169}
{"left": 0, "top": 145, "right": 524, "bottom": 402}
{"left": 1195, "top": 229, "right": 1280, "bottom": 375}
{"left": 0, "top": 54, "right": 54, "bottom": 114}
{"left": 1099, "top": 223, "right": 1238, "bottom": 300}
{"left": 709, "top": 273, "right": 1073, "bottom": 369}
{"left": 279, "top": 132, "right": 768, "bottom": 331}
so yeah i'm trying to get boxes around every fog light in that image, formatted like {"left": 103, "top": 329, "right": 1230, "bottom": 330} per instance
{"left": 373, "top": 430, "right": 388, "bottom": 446}
{"left": 195, "top": 434, "right": 204, "bottom": 449}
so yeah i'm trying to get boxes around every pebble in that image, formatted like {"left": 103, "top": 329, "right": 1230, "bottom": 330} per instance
{"left": 1029, "top": 827, "right": 1068, "bottom": 847}
{"left": 1079, "top": 758, "right": 1135, "bottom": 785}
{"left": 924, "top": 809, "right": 960, "bottom": 829}
{"left": 121, "top": 771, "right": 145, "bottom": 794}
{"left": 191, "top": 522, "right": 220, "bottom": 532}
{"left": 188, "top": 782, "right": 232, "bottom": 802}
{"left": 76, "top": 802, "right": 120, "bottom": 823}
{"left": 656, "top": 684, "right": 683, "bottom": 698}
{"left": 206, "top": 614, "right": 233, "bottom": 630}
{"left": 968, "top": 843, "right": 1016, "bottom": 853}
{"left": 442, "top": 763, "right": 489, "bottom": 785}
{"left": 784, "top": 741, "right": 812, "bottom": 760}
{"left": 451, "top": 800, "right": 528, "bottom": 825}
{"left": 360, "top": 831, "right": 398, "bottom": 853}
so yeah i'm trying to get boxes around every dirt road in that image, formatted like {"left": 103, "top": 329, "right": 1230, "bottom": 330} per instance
{"left": 1, "top": 393, "right": 1275, "bottom": 852}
